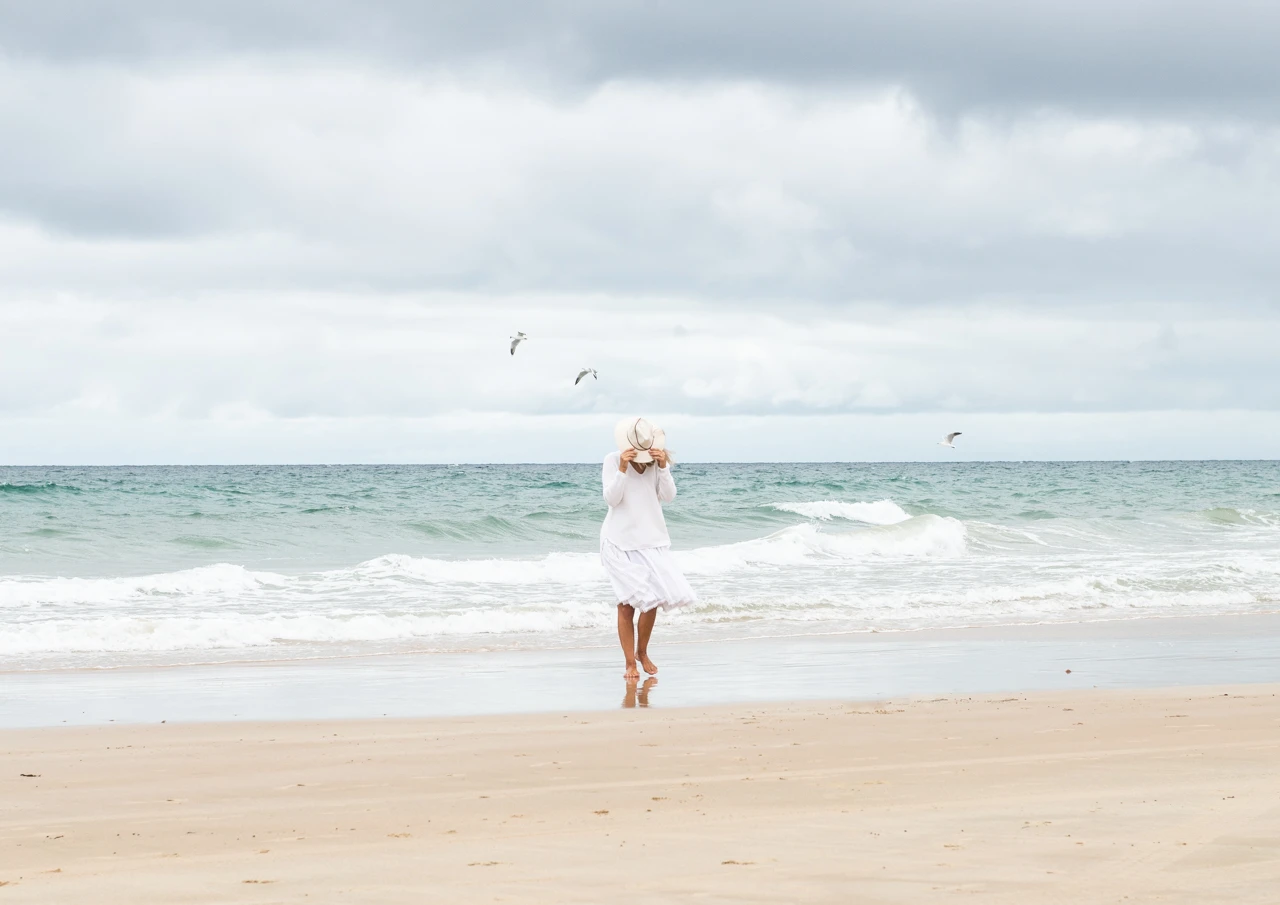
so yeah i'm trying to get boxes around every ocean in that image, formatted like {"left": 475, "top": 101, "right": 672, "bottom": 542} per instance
{"left": 2, "top": 461, "right": 1278, "bottom": 672}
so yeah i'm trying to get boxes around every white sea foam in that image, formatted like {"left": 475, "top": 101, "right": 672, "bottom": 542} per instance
{"left": 0, "top": 572, "right": 1265, "bottom": 660}
{"left": 0, "top": 564, "right": 287, "bottom": 608}
{"left": 349, "top": 552, "right": 604, "bottom": 585}
{"left": 769, "top": 499, "right": 912, "bottom": 524}
{"left": 0, "top": 608, "right": 613, "bottom": 656}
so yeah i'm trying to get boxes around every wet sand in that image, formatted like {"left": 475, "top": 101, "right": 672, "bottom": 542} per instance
{"left": 3, "top": 684, "right": 1279, "bottom": 903}
{"left": 5, "top": 613, "right": 1280, "bottom": 728}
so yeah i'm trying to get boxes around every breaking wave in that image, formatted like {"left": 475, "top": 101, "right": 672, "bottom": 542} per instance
{"left": 1201, "top": 507, "right": 1280, "bottom": 528}
{"left": 0, "top": 515, "right": 968, "bottom": 612}
{"left": 768, "top": 499, "right": 912, "bottom": 525}
{"left": 0, "top": 564, "right": 287, "bottom": 608}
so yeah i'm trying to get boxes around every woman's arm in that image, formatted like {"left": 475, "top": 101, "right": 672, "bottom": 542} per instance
{"left": 603, "top": 453, "right": 626, "bottom": 506}
{"left": 655, "top": 463, "right": 677, "bottom": 503}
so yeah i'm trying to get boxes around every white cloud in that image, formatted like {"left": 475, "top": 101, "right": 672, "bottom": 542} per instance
{"left": 3, "top": 291, "right": 1280, "bottom": 463}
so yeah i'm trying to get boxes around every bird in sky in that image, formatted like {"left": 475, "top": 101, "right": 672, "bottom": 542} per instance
{"left": 938, "top": 432, "right": 962, "bottom": 448}
{"left": 509, "top": 332, "right": 527, "bottom": 356}
{"left": 575, "top": 367, "right": 598, "bottom": 385}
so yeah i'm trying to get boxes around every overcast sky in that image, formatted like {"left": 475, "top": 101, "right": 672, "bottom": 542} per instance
{"left": 2, "top": 0, "right": 1279, "bottom": 463}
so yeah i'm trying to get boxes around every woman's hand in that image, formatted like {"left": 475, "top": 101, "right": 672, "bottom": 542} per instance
{"left": 619, "top": 448, "right": 638, "bottom": 472}
{"left": 650, "top": 449, "right": 669, "bottom": 468}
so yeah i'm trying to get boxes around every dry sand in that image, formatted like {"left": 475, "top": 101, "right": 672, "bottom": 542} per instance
{"left": 3, "top": 684, "right": 1278, "bottom": 903}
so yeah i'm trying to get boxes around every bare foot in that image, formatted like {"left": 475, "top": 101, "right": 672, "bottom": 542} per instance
{"left": 624, "top": 661, "right": 640, "bottom": 680}
{"left": 637, "top": 652, "right": 658, "bottom": 675}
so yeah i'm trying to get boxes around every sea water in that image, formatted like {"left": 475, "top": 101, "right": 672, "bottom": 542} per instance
{"left": 2, "top": 462, "right": 1278, "bottom": 670}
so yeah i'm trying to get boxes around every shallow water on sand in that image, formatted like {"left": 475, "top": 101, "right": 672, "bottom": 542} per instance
{"left": 4, "top": 616, "right": 1278, "bottom": 727}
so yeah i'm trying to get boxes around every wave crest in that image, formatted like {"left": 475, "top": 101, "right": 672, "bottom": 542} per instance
{"left": 680, "top": 516, "right": 967, "bottom": 573}
{"left": 769, "top": 499, "right": 911, "bottom": 525}
{"left": 1202, "top": 507, "right": 1280, "bottom": 528}
{"left": 0, "top": 481, "right": 77, "bottom": 494}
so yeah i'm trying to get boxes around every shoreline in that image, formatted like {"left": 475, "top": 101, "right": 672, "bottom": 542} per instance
{"left": 10, "top": 608, "right": 1280, "bottom": 674}
{"left": 4, "top": 612, "right": 1279, "bottom": 729}
{"left": 4, "top": 684, "right": 1278, "bottom": 903}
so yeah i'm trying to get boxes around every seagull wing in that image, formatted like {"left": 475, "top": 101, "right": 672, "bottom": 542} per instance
{"left": 945, "top": 432, "right": 961, "bottom": 443}
{"left": 575, "top": 369, "right": 588, "bottom": 385}
{"left": 510, "top": 337, "right": 521, "bottom": 355}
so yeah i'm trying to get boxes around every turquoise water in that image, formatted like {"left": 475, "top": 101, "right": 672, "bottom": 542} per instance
{"left": 2, "top": 462, "right": 1279, "bottom": 669}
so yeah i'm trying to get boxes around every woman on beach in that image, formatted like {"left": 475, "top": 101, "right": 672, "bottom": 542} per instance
{"left": 601, "top": 417, "right": 697, "bottom": 679}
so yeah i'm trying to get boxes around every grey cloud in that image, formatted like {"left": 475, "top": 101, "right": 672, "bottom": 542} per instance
{"left": 0, "top": 179, "right": 219, "bottom": 238}
{"left": 2, "top": 9, "right": 1278, "bottom": 304}
{"left": 3, "top": 1, "right": 1280, "bottom": 113}
{"left": 1, "top": 72, "right": 1277, "bottom": 305}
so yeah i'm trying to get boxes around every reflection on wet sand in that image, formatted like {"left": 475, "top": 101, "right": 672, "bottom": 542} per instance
{"left": 622, "top": 677, "right": 658, "bottom": 708}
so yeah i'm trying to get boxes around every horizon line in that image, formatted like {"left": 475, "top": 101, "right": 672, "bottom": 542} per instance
{"left": 3, "top": 459, "right": 1279, "bottom": 468}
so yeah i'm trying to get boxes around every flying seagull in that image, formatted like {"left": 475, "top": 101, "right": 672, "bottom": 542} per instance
{"left": 509, "top": 332, "right": 527, "bottom": 356}
{"left": 938, "top": 432, "right": 962, "bottom": 448}
{"left": 575, "top": 367, "right": 598, "bottom": 385}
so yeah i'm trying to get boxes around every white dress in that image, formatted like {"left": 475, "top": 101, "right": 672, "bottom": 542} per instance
{"left": 599, "top": 451, "right": 697, "bottom": 613}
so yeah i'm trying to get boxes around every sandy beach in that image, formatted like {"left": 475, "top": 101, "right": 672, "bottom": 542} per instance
{"left": 4, "top": 684, "right": 1278, "bottom": 903}
{"left": 6, "top": 0, "right": 1280, "bottom": 899}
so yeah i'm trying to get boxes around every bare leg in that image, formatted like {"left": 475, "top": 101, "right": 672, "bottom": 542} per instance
{"left": 636, "top": 607, "right": 658, "bottom": 675}
{"left": 617, "top": 604, "right": 639, "bottom": 679}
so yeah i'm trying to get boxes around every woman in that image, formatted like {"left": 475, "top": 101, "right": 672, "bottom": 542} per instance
{"left": 600, "top": 417, "right": 697, "bottom": 679}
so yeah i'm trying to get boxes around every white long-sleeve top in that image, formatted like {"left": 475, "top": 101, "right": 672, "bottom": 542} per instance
{"left": 600, "top": 450, "right": 678, "bottom": 550}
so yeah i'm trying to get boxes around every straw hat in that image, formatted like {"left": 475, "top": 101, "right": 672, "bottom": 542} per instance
{"left": 614, "top": 417, "right": 666, "bottom": 464}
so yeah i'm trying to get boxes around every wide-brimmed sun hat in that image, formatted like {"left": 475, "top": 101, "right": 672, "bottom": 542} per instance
{"left": 615, "top": 417, "right": 666, "bottom": 464}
